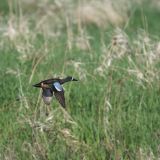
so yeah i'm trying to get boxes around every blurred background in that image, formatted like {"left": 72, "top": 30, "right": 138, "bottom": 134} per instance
{"left": 0, "top": 0, "right": 160, "bottom": 159}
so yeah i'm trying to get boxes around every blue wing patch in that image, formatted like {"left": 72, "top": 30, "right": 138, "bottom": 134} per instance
{"left": 53, "top": 82, "right": 63, "bottom": 91}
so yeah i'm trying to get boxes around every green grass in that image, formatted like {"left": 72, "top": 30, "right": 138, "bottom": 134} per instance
{"left": 0, "top": 0, "right": 160, "bottom": 159}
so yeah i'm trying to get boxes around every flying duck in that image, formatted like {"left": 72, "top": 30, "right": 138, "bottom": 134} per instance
{"left": 33, "top": 76, "right": 78, "bottom": 108}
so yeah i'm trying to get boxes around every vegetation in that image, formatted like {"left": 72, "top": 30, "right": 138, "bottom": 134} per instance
{"left": 0, "top": 0, "right": 160, "bottom": 159}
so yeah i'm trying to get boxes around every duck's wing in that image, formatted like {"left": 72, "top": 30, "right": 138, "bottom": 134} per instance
{"left": 42, "top": 88, "right": 53, "bottom": 105}
{"left": 42, "top": 96, "right": 53, "bottom": 105}
{"left": 54, "top": 90, "right": 66, "bottom": 108}
{"left": 53, "top": 82, "right": 63, "bottom": 91}
{"left": 41, "top": 78, "right": 59, "bottom": 84}
{"left": 42, "top": 88, "right": 53, "bottom": 97}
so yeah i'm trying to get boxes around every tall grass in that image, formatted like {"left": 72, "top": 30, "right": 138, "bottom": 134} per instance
{"left": 0, "top": 0, "right": 160, "bottom": 159}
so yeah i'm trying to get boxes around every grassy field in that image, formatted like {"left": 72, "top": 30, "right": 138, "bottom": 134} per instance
{"left": 0, "top": 0, "right": 160, "bottom": 159}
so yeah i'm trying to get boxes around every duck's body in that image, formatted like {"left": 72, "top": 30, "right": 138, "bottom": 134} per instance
{"left": 33, "top": 76, "right": 78, "bottom": 108}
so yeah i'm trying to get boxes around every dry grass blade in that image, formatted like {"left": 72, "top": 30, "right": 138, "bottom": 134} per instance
{"left": 29, "top": 54, "right": 46, "bottom": 84}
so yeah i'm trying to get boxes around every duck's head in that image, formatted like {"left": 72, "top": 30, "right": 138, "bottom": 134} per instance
{"left": 58, "top": 76, "right": 78, "bottom": 84}
{"left": 66, "top": 76, "right": 78, "bottom": 81}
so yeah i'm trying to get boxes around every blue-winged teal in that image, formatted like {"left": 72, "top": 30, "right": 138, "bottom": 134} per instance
{"left": 33, "top": 76, "right": 78, "bottom": 108}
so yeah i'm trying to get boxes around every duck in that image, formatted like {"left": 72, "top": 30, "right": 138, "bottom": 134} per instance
{"left": 33, "top": 76, "right": 78, "bottom": 108}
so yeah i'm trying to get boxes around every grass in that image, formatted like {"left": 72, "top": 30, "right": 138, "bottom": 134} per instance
{"left": 0, "top": 0, "right": 160, "bottom": 159}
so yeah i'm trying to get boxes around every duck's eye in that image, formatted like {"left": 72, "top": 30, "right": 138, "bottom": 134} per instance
{"left": 53, "top": 82, "right": 63, "bottom": 91}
